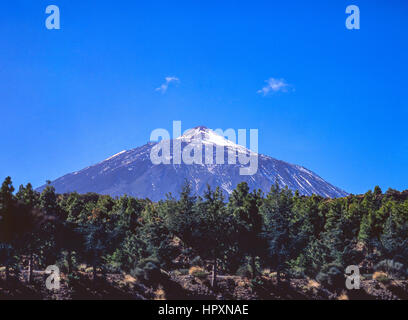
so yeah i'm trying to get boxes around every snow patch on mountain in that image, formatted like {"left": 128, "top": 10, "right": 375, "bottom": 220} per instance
{"left": 37, "top": 126, "right": 348, "bottom": 200}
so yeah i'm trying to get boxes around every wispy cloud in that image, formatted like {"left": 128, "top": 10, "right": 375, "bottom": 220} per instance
{"left": 257, "top": 77, "right": 290, "bottom": 96}
{"left": 155, "top": 76, "right": 179, "bottom": 93}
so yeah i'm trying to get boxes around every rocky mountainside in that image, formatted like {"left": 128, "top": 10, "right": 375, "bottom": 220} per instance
{"left": 37, "top": 126, "right": 347, "bottom": 200}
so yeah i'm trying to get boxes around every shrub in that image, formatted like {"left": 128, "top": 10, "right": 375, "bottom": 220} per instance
{"left": 337, "top": 292, "right": 349, "bottom": 300}
{"left": 374, "top": 260, "right": 406, "bottom": 280}
{"left": 373, "top": 271, "right": 389, "bottom": 283}
{"left": 189, "top": 266, "right": 207, "bottom": 279}
{"left": 288, "top": 266, "right": 305, "bottom": 279}
{"left": 154, "top": 285, "right": 166, "bottom": 300}
{"left": 316, "top": 263, "right": 344, "bottom": 291}
{"left": 139, "top": 256, "right": 160, "bottom": 267}
{"left": 78, "top": 264, "right": 87, "bottom": 272}
{"left": 174, "top": 268, "right": 189, "bottom": 276}
{"left": 85, "top": 267, "right": 93, "bottom": 273}
{"left": 236, "top": 264, "right": 252, "bottom": 278}
{"left": 236, "top": 279, "right": 249, "bottom": 287}
{"left": 130, "top": 260, "right": 163, "bottom": 286}
{"left": 144, "top": 262, "right": 162, "bottom": 281}
{"left": 191, "top": 256, "right": 204, "bottom": 267}
{"left": 250, "top": 277, "right": 266, "bottom": 288}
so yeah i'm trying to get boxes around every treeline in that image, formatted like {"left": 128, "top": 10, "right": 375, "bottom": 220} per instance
{"left": 1, "top": 176, "right": 408, "bottom": 291}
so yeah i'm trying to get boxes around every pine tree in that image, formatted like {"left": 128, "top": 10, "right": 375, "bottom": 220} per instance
{"left": 40, "top": 182, "right": 61, "bottom": 217}
{"left": 228, "top": 182, "right": 264, "bottom": 278}
{"left": 169, "top": 184, "right": 232, "bottom": 287}
{"left": 380, "top": 201, "right": 408, "bottom": 263}
{"left": 196, "top": 186, "right": 232, "bottom": 287}
{"left": 14, "top": 184, "right": 41, "bottom": 283}
{"left": 80, "top": 223, "right": 109, "bottom": 280}
{"left": 261, "top": 183, "right": 300, "bottom": 284}
{"left": 0, "top": 177, "right": 16, "bottom": 280}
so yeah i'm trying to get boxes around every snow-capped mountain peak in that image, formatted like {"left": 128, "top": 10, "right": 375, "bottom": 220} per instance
{"left": 37, "top": 126, "right": 348, "bottom": 200}
{"left": 176, "top": 126, "right": 253, "bottom": 154}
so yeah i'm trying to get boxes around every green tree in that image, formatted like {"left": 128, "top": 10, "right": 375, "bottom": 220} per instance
{"left": 15, "top": 183, "right": 42, "bottom": 283}
{"left": 0, "top": 177, "right": 16, "bottom": 280}
{"left": 168, "top": 184, "right": 233, "bottom": 287}
{"left": 261, "top": 184, "right": 302, "bottom": 284}
{"left": 380, "top": 201, "right": 408, "bottom": 264}
{"left": 228, "top": 182, "right": 264, "bottom": 278}
{"left": 79, "top": 222, "right": 113, "bottom": 280}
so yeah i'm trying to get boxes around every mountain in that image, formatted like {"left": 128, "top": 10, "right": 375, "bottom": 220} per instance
{"left": 37, "top": 126, "right": 348, "bottom": 200}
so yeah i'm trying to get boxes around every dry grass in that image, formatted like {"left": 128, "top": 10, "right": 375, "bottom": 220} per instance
{"left": 306, "top": 279, "right": 321, "bottom": 289}
{"left": 373, "top": 271, "right": 388, "bottom": 281}
{"left": 78, "top": 264, "right": 87, "bottom": 272}
{"left": 123, "top": 274, "right": 137, "bottom": 284}
{"left": 154, "top": 285, "right": 166, "bottom": 300}
{"left": 189, "top": 266, "right": 205, "bottom": 276}
{"left": 236, "top": 279, "right": 250, "bottom": 287}
{"left": 170, "top": 236, "right": 182, "bottom": 246}
{"left": 85, "top": 267, "right": 94, "bottom": 273}
{"left": 337, "top": 292, "right": 349, "bottom": 300}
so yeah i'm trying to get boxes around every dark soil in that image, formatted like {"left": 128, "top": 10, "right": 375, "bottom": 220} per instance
{"left": 1, "top": 271, "right": 408, "bottom": 300}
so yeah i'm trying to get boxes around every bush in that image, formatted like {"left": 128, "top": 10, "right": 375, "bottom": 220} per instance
{"left": 189, "top": 266, "right": 207, "bottom": 279}
{"left": 67, "top": 272, "right": 80, "bottom": 283}
{"left": 316, "top": 263, "right": 344, "bottom": 291}
{"left": 154, "top": 285, "right": 166, "bottom": 300}
{"left": 191, "top": 256, "right": 204, "bottom": 267}
{"left": 144, "top": 262, "right": 162, "bottom": 282}
{"left": 174, "top": 268, "right": 189, "bottom": 276}
{"left": 288, "top": 267, "right": 305, "bottom": 279}
{"left": 250, "top": 277, "right": 267, "bottom": 288}
{"left": 374, "top": 260, "right": 406, "bottom": 280}
{"left": 78, "top": 264, "right": 87, "bottom": 272}
{"left": 85, "top": 267, "right": 93, "bottom": 273}
{"left": 130, "top": 258, "right": 164, "bottom": 286}
{"left": 373, "top": 271, "right": 389, "bottom": 283}
{"left": 139, "top": 256, "right": 160, "bottom": 267}
{"left": 236, "top": 264, "right": 252, "bottom": 278}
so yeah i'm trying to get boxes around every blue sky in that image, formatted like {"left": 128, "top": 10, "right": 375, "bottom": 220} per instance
{"left": 1, "top": 0, "right": 407, "bottom": 195}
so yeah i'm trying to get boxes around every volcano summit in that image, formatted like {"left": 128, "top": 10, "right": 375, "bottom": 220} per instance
{"left": 37, "top": 126, "right": 347, "bottom": 200}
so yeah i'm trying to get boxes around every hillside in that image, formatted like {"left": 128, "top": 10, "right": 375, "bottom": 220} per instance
{"left": 37, "top": 126, "right": 347, "bottom": 200}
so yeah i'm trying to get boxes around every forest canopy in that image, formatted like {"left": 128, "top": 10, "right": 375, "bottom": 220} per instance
{"left": 1, "top": 176, "right": 408, "bottom": 296}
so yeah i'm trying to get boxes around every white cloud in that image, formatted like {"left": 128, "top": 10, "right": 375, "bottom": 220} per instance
{"left": 257, "top": 78, "right": 290, "bottom": 96}
{"left": 155, "top": 76, "right": 179, "bottom": 93}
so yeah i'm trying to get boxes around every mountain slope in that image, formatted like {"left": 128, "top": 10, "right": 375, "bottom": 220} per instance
{"left": 37, "top": 126, "right": 347, "bottom": 200}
